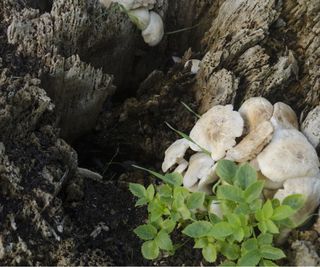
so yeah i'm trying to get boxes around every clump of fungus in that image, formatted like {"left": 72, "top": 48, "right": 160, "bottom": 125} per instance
{"left": 100, "top": 0, "right": 164, "bottom": 46}
{"left": 162, "top": 97, "right": 320, "bottom": 233}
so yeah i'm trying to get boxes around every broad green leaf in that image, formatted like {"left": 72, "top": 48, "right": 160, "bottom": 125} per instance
{"left": 221, "top": 243, "right": 240, "bottom": 260}
{"left": 161, "top": 219, "right": 176, "bottom": 233}
{"left": 141, "top": 240, "right": 159, "bottom": 260}
{"left": 260, "top": 245, "right": 286, "bottom": 260}
{"left": 220, "top": 260, "right": 236, "bottom": 266}
{"left": 262, "top": 200, "right": 273, "bottom": 219}
{"left": 173, "top": 186, "right": 190, "bottom": 199}
{"left": 255, "top": 210, "right": 264, "bottom": 221}
{"left": 129, "top": 183, "right": 146, "bottom": 198}
{"left": 158, "top": 184, "right": 172, "bottom": 198}
{"left": 146, "top": 184, "right": 155, "bottom": 201}
{"left": 216, "top": 160, "right": 238, "bottom": 184}
{"left": 271, "top": 205, "right": 295, "bottom": 221}
{"left": 271, "top": 198, "right": 280, "bottom": 208}
{"left": 182, "top": 221, "right": 213, "bottom": 238}
{"left": 258, "top": 221, "right": 268, "bottom": 234}
{"left": 164, "top": 172, "right": 184, "bottom": 186}
{"left": 194, "top": 238, "right": 208, "bottom": 249}
{"left": 261, "top": 259, "right": 278, "bottom": 266}
{"left": 135, "top": 198, "right": 148, "bottom": 207}
{"left": 177, "top": 204, "right": 191, "bottom": 220}
{"left": 217, "top": 185, "right": 243, "bottom": 203}
{"left": 250, "top": 198, "right": 263, "bottom": 211}
{"left": 202, "top": 243, "right": 217, "bottom": 263}
{"left": 134, "top": 224, "right": 157, "bottom": 240}
{"left": 242, "top": 238, "right": 258, "bottom": 252}
{"left": 155, "top": 230, "right": 173, "bottom": 251}
{"left": 257, "top": 233, "right": 273, "bottom": 245}
{"left": 235, "top": 203, "right": 251, "bottom": 215}
{"left": 234, "top": 163, "right": 257, "bottom": 190}
{"left": 233, "top": 228, "right": 245, "bottom": 242}
{"left": 282, "top": 194, "right": 305, "bottom": 210}
{"left": 227, "top": 214, "right": 241, "bottom": 226}
{"left": 187, "top": 192, "right": 206, "bottom": 209}
{"left": 148, "top": 199, "right": 164, "bottom": 222}
{"left": 278, "top": 218, "right": 296, "bottom": 228}
{"left": 209, "top": 213, "right": 222, "bottom": 224}
{"left": 210, "top": 222, "right": 233, "bottom": 238}
{"left": 244, "top": 181, "right": 264, "bottom": 203}
{"left": 266, "top": 219, "right": 279, "bottom": 234}
{"left": 238, "top": 249, "right": 261, "bottom": 266}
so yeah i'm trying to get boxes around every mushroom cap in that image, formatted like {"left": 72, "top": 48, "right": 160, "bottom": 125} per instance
{"left": 141, "top": 11, "right": 164, "bottom": 46}
{"left": 183, "top": 152, "right": 214, "bottom": 188}
{"left": 257, "top": 171, "right": 283, "bottom": 190}
{"left": 173, "top": 158, "right": 189, "bottom": 174}
{"left": 301, "top": 105, "right": 320, "bottom": 148}
{"left": 226, "top": 120, "right": 274, "bottom": 162}
{"left": 209, "top": 201, "right": 223, "bottom": 218}
{"left": 184, "top": 59, "right": 201, "bottom": 74}
{"left": 127, "top": 8, "right": 150, "bottom": 30}
{"left": 113, "top": 0, "right": 134, "bottom": 10}
{"left": 257, "top": 129, "right": 319, "bottom": 182}
{"left": 131, "top": 0, "right": 156, "bottom": 9}
{"left": 161, "top": 138, "right": 189, "bottom": 172}
{"left": 189, "top": 105, "right": 244, "bottom": 160}
{"left": 274, "top": 175, "right": 320, "bottom": 224}
{"left": 270, "top": 102, "right": 299, "bottom": 130}
{"left": 238, "top": 97, "right": 273, "bottom": 134}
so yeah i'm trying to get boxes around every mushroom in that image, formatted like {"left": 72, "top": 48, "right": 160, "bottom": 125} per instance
{"left": 257, "top": 129, "right": 319, "bottom": 183}
{"left": 198, "top": 163, "right": 219, "bottom": 193}
{"left": 238, "top": 97, "right": 273, "bottom": 134}
{"left": 127, "top": 8, "right": 150, "bottom": 30}
{"left": 274, "top": 175, "right": 320, "bottom": 225}
{"left": 301, "top": 105, "right": 320, "bottom": 148}
{"left": 162, "top": 138, "right": 189, "bottom": 172}
{"left": 270, "top": 102, "right": 299, "bottom": 130}
{"left": 183, "top": 152, "right": 215, "bottom": 189}
{"left": 113, "top": 0, "right": 135, "bottom": 10}
{"left": 226, "top": 120, "right": 274, "bottom": 162}
{"left": 173, "top": 159, "right": 189, "bottom": 174}
{"left": 141, "top": 11, "right": 164, "bottom": 46}
{"left": 209, "top": 201, "right": 223, "bottom": 219}
{"left": 184, "top": 59, "right": 201, "bottom": 74}
{"left": 189, "top": 105, "right": 244, "bottom": 160}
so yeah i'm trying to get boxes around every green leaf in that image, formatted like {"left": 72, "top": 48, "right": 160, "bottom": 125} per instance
{"left": 257, "top": 233, "right": 273, "bottom": 245}
{"left": 134, "top": 224, "right": 157, "bottom": 240}
{"left": 221, "top": 243, "right": 240, "bottom": 260}
{"left": 271, "top": 205, "right": 295, "bottom": 221}
{"left": 210, "top": 222, "right": 233, "bottom": 238}
{"left": 164, "top": 172, "right": 184, "bottom": 186}
{"left": 194, "top": 238, "right": 208, "bottom": 249}
{"left": 129, "top": 183, "right": 146, "bottom": 198}
{"left": 249, "top": 198, "right": 263, "bottom": 211}
{"left": 182, "top": 221, "right": 213, "bottom": 238}
{"left": 258, "top": 221, "right": 268, "bottom": 234}
{"left": 260, "top": 245, "right": 286, "bottom": 260}
{"left": 161, "top": 219, "right": 176, "bottom": 233}
{"left": 235, "top": 203, "right": 251, "bottom": 215}
{"left": 141, "top": 240, "right": 159, "bottom": 260}
{"left": 146, "top": 184, "right": 155, "bottom": 201}
{"left": 244, "top": 181, "right": 264, "bottom": 203}
{"left": 187, "top": 192, "right": 205, "bottom": 209}
{"left": 155, "top": 230, "right": 173, "bottom": 251}
{"left": 261, "top": 259, "right": 278, "bottom": 266}
{"left": 148, "top": 199, "right": 164, "bottom": 222}
{"left": 181, "top": 101, "right": 201, "bottom": 119}
{"left": 265, "top": 219, "right": 279, "bottom": 234}
{"left": 135, "top": 198, "right": 148, "bottom": 207}
{"left": 177, "top": 204, "right": 191, "bottom": 220}
{"left": 202, "top": 243, "right": 217, "bottom": 263}
{"left": 242, "top": 238, "right": 258, "bottom": 252}
{"left": 216, "top": 160, "right": 238, "bottom": 184}
{"left": 262, "top": 200, "right": 273, "bottom": 219}
{"left": 217, "top": 185, "right": 244, "bottom": 203}
{"left": 158, "top": 184, "right": 172, "bottom": 198}
{"left": 234, "top": 163, "right": 257, "bottom": 190}
{"left": 233, "top": 228, "right": 245, "bottom": 242}
{"left": 209, "top": 213, "right": 222, "bottom": 224}
{"left": 227, "top": 213, "right": 241, "bottom": 226}
{"left": 238, "top": 249, "right": 261, "bottom": 266}
{"left": 282, "top": 194, "right": 305, "bottom": 210}
{"left": 220, "top": 260, "right": 236, "bottom": 266}
{"left": 173, "top": 186, "right": 190, "bottom": 199}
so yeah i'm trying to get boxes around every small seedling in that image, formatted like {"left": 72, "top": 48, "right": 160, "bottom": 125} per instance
{"left": 129, "top": 160, "right": 304, "bottom": 266}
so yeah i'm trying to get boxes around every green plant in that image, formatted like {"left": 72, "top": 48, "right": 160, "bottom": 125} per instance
{"left": 129, "top": 160, "right": 304, "bottom": 266}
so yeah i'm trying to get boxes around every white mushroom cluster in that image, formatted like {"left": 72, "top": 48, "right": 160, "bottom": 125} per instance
{"left": 162, "top": 97, "right": 320, "bottom": 223}
{"left": 99, "top": 0, "right": 164, "bottom": 46}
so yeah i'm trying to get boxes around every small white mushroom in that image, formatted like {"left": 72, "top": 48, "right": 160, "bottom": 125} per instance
{"left": 301, "top": 105, "right": 320, "bottom": 148}
{"left": 274, "top": 175, "right": 320, "bottom": 225}
{"left": 162, "top": 138, "right": 189, "bottom": 172}
{"left": 198, "top": 163, "right": 219, "bottom": 193}
{"left": 141, "top": 11, "right": 164, "bottom": 46}
{"left": 127, "top": 8, "right": 150, "bottom": 30}
{"left": 226, "top": 121, "right": 274, "bottom": 162}
{"left": 238, "top": 97, "right": 273, "bottom": 134}
{"left": 184, "top": 59, "right": 201, "bottom": 74}
{"left": 257, "top": 129, "right": 319, "bottom": 183}
{"left": 209, "top": 201, "right": 223, "bottom": 219}
{"left": 173, "top": 159, "right": 189, "bottom": 174}
{"left": 270, "top": 102, "right": 299, "bottom": 130}
{"left": 183, "top": 152, "right": 215, "bottom": 189}
{"left": 189, "top": 105, "right": 244, "bottom": 160}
